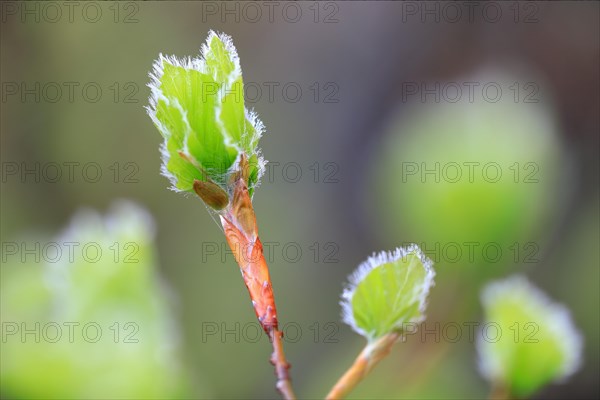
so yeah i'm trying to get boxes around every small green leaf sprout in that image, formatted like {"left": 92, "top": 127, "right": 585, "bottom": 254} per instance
{"left": 327, "top": 244, "right": 435, "bottom": 399}
{"left": 341, "top": 244, "right": 436, "bottom": 342}
{"left": 146, "top": 30, "right": 265, "bottom": 204}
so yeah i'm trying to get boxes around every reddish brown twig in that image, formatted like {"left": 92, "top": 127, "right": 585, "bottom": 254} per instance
{"left": 217, "top": 171, "right": 295, "bottom": 400}
{"left": 270, "top": 327, "right": 295, "bottom": 400}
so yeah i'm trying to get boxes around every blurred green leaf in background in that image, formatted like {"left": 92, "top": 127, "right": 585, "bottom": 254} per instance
{"left": 371, "top": 72, "right": 566, "bottom": 272}
{"left": 1, "top": 201, "right": 196, "bottom": 399}
{"left": 477, "top": 275, "right": 582, "bottom": 398}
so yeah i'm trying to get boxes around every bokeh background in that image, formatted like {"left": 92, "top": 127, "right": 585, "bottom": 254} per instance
{"left": 1, "top": 1, "right": 598, "bottom": 399}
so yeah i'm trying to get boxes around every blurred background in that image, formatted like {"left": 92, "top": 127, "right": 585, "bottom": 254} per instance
{"left": 1, "top": 2, "right": 598, "bottom": 399}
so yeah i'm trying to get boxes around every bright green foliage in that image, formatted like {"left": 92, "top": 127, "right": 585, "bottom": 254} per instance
{"left": 477, "top": 275, "right": 582, "bottom": 398}
{"left": 341, "top": 245, "right": 435, "bottom": 342}
{"left": 147, "top": 31, "right": 264, "bottom": 197}
{"left": 0, "top": 201, "right": 193, "bottom": 399}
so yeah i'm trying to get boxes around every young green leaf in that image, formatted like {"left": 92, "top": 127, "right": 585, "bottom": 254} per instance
{"left": 341, "top": 245, "right": 435, "bottom": 342}
{"left": 477, "top": 275, "right": 583, "bottom": 398}
{"left": 147, "top": 31, "right": 265, "bottom": 198}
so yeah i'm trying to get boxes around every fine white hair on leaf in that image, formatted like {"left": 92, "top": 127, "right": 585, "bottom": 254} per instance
{"left": 244, "top": 107, "right": 267, "bottom": 191}
{"left": 252, "top": 153, "right": 267, "bottom": 193}
{"left": 159, "top": 142, "right": 181, "bottom": 193}
{"left": 477, "top": 275, "right": 583, "bottom": 382}
{"left": 245, "top": 108, "right": 265, "bottom": 143}
{"left": 340, "top": 244, "right": 435, "bottom": 336}
{"left": 146, "top": 53, "right": 166, "bottom": 114}
{"left": 145, "top": 92, "right": 170, "bottom": 139}
{"left": 200, "top": 30, "right": 242, "bottom": 81}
